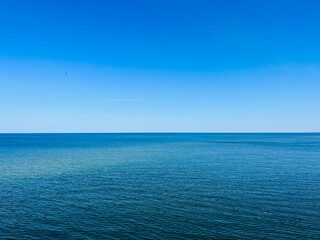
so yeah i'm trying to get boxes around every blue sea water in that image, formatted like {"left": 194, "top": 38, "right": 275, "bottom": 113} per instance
{"left": 0, "top": 133, "right": 319, "bottom": 239}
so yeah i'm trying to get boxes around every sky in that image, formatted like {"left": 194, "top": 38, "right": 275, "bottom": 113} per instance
{"left": 0, "top": 0, "right": 320, "bottom": 132}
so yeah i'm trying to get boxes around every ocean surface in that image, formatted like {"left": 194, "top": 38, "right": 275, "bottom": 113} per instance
{"left": 0, "top": 133, "right": 319, "bottom": 239}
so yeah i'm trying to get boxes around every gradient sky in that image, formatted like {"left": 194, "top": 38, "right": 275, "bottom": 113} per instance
{"left": 0, "top": 0, "right": 320, "bottom": 132}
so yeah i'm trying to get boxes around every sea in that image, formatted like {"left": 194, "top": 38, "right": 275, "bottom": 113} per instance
{"left": 0, "top": 133, "right": 319, "bottom": 239}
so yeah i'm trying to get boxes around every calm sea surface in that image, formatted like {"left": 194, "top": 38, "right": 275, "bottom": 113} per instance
{"left": 0, "top": 133, "right": 319, "bottom": 239}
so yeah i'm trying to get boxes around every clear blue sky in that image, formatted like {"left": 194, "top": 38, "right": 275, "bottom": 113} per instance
{"left": 0, "top": 0, "right": 319, "bottom": 132}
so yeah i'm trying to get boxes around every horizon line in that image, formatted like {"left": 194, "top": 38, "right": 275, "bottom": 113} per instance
{"left": 0, "top": 132, "right": 319, "bottom": 134}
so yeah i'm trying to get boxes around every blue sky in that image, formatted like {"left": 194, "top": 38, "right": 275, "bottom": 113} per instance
{"left": 0, "top": 0, "right": 320, "bottom": 132}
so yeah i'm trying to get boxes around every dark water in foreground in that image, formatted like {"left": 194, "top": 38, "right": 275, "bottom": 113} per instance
{"left": 0, "top": 133, "right": 319, "bottom": 239}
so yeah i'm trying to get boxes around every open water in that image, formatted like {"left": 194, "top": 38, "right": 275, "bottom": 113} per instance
{"left": 0, "top": 133, "right": 319, "bottom": 239}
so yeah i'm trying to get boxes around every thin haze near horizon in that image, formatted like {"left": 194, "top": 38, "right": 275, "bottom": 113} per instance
{"left": 0, "top": 0, "right": 320, "bottom": 133}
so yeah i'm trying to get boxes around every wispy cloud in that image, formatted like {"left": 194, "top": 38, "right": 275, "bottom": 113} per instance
{"left": 101, "top": 98, "right": 144, "bottom": 102}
